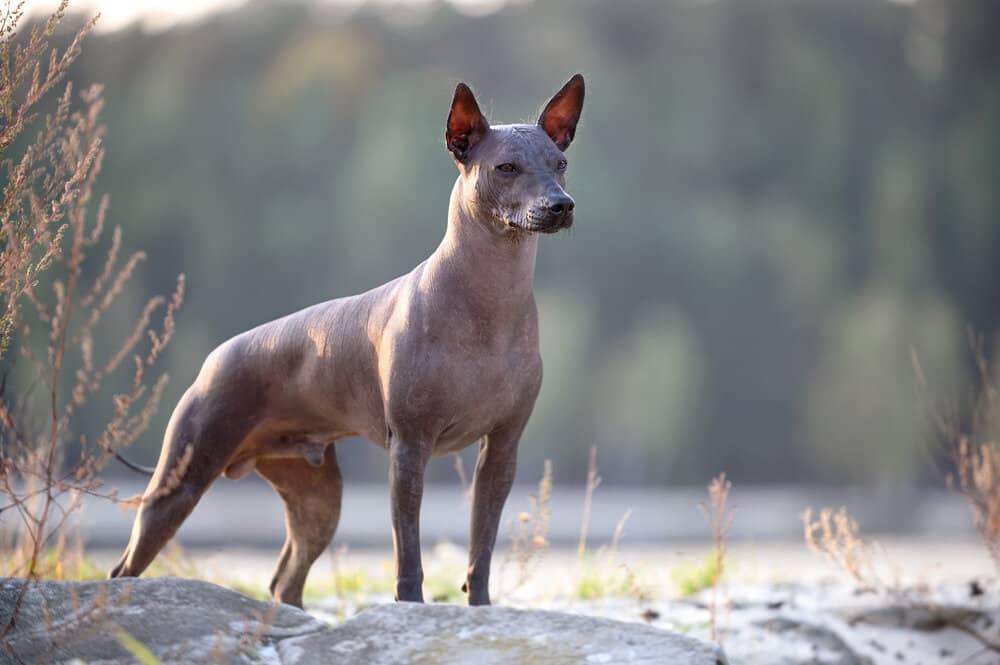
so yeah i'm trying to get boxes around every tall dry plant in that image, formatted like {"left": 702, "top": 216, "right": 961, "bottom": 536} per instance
{"left": 954, "top": 438, "right": 1000, "bottom": 569}
{"left": 576, "top": 445, "right": 601, "bottom": 561}
{"left": 802, "top": 506, "right": 879, "bottom": 592}
{"left": 500, "top": 459, "right": 553, "bottom": 596}
{"left": 914, "top": 331, "right": 1000, "bottom": 572}
{"left": 1, "top": 1, "right": 94, "bottom": 355}
{"left": 699, "top": 473, "right": 733, "bottom": 643}
{"left": 0, "top": 0, "right": 184, "bottom": 594}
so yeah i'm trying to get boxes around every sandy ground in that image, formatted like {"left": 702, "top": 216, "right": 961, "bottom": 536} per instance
{"left": 88, "top": 537, "right": 994, "bottom": 593}
{"left": 86, "top": 538, "right": 999, "bottom": 665}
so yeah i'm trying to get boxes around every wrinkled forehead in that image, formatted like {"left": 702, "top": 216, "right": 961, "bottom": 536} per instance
{"left": 477, "top": 124, "right": 563, "bottom": 162}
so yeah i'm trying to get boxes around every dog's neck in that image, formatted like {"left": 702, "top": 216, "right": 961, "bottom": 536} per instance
{"left": 422, "top": 178, "right": 539, "bottom": 321}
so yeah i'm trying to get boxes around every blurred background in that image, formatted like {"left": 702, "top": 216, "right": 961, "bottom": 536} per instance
{"left": 12, "top": 0, "right": 1000, "bottom": 544}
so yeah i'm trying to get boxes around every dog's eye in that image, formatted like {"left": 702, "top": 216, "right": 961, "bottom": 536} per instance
{"left": 556, "top": 159, "right": 568, "bottom": 171}
{"left": 496, "top": 163, "right": 517, "bottom": 173}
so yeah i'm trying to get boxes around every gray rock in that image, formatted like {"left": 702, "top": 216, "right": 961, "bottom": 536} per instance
{"left": 0, "top": 577, "right": 325, "bottom": 664}
{"left": 0, "top": 578, "right": 727, "bottom": 665}
{"left": 280, "top": 603, "right": 728, "bottom": 665}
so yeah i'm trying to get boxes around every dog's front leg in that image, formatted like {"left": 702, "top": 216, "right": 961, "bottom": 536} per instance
{"left": 464, "top": 422, "right": 522, "bottom": 605}
{"left": 389, "top": 434, "right": 432, "bottom": 602}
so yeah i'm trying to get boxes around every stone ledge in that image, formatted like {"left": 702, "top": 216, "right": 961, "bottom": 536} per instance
{"left": 0, "top": 577, "right": 728, "bottom": 664}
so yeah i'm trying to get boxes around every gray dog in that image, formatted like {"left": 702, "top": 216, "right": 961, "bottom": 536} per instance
{"left": 110, "top": 75, "right": 585, "bottom": 608}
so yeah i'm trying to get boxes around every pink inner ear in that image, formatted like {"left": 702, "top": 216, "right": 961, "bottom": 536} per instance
{"left": 539, "top": 76, "right": 584, "bottom": 150}
{"left": 447, "top": 114, "right": 485, "bottom": 153}
{"left": 542, "top": 111, "right": 577, "bottom": 150}
{"left": 447, "top": 84, "right": 489, "bottom": 157}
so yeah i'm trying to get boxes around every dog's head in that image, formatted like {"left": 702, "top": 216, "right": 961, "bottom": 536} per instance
{"left": 445, "top": 75, "right": 584, "bottom": 235}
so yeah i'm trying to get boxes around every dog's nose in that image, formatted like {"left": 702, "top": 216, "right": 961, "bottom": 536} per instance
{"left": 547, "top": 198, "right": 575, "bottom": 215}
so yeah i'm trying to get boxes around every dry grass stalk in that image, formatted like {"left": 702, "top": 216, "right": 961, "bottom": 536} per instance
{"left": 915, "top": 331, "right": 1000, "bottom": 573}
{"left": 501, "top": 459, "right": 553, "bottom": 596}
{"left": 206, "top": 598, "right": 282, "bottom": 663}
{"left": 453, "top": 452, "right": 472, "bottom": 507}
{"left": 608, "top": 507, "right": 631, "bottom": 556}
{"left": 578, "top": 508, "right": 654, "bottom": 604}
{"left": 953, "top": 436, "right": 1000, "bottom": 569}
{"left": 236, "top": 602, "right": 281, "bottom": 661}
{"left": 0, "top": 1, "right": 99, "bottom": 356}
{"left": 802, "top": 504, "right": 1000, "bottom": 655}
{"left": 577, "top": 445, "right": 601, "bottom": 561}
{"left": 571, "top": 449, "right": 652, "bottom": 603}
{"left": 699, "top": 473, "right": 733, "bottom": 643}
{"left": 118, "top": 443, "right": 193, "bottom": 509}
{"left": 0, "top": 3, "right": 184, "bottom": 640}
{"left": 802, "top": 506, "right": 879, "bottom": 592}
{"left": 14, "top": 578, "right": 140, "bottom": 664}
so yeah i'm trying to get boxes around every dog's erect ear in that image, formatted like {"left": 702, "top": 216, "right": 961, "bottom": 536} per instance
{"left": 538, "top": 74, "right": 585, "bottom": 151}
{"left": 446, "top": 83, "right": 489, "bottom": 161}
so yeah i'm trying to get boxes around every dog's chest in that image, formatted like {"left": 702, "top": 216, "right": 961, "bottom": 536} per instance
{"left": 384, "top": 317, "right": 540, "bottom": 451}
{"left": 436, "top": 350, "right": 526, "bottom": 448}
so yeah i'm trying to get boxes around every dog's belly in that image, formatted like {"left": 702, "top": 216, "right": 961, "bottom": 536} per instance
{"left": 431, "top": 420, "right": 490, "bottom": 457}
{"left": 219, "top": 416, "right": 354, "bottom": 479}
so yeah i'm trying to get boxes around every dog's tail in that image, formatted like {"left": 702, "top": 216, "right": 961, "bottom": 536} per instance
{"left": 115, "top": 451, "right": 155, "bottom": 475}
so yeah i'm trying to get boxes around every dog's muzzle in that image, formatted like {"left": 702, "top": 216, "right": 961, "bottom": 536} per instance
{"left": 518, "top": 198, "right": 575, "bottom": 233}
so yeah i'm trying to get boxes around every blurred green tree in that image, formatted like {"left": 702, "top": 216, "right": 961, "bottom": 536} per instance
{"left": 8, "top": 0, "right": 997, "bottom": 486}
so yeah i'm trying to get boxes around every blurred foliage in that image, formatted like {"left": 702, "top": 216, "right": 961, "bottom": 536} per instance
{"left": 671, "top": 555, "right": 722, "bottom": 599}
{"left": 12, "top": 0, "right": 1000, "bottom": 486}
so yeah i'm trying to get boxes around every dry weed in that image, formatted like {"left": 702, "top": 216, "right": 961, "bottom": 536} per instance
{"left": 499, "top": 459, "right": 552, "bottom": 597}
{"left": 576, "top": 445, "right": 601, "bottom": 561}
{"left": 914, "top": 332, "right": 1000, "bottom": 572}
{"left": 953, "top": 437, "right": 1000, "bottom": 569}
{"left": 453, "top": 453, "right": 472, "bottom": 507}
{"left": 699, "top": 473, "right": 733, "bottom": 643}
{"left": 0, "top": 0, "right": 184, "bottom": 583}
{"left": 0, "top": 3, "right": 184, "bottom": 646}
{"left": 802, "top": 506, "right": 880, "bottom": 592}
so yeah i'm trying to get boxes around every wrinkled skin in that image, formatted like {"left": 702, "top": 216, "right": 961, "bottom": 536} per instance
{"left": 109, "top": 75, "right": 585, "bottom": 608}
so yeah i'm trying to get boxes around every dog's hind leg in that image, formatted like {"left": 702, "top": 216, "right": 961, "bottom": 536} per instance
{"left": 108, "top": 390, "right": 251, "bottom": 579}
{"left": 256, "top": 446, "right": 342, "bottom": 608}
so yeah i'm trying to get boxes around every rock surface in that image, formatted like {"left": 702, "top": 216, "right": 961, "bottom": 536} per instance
{"left": 0, "top": 578, "right": 727, "bottom": 664}
{"left": 279, "top": 602, "right": 726, "bottom": 664}
{"left": 0, "top": 577, "right": 324, "bottom": 664}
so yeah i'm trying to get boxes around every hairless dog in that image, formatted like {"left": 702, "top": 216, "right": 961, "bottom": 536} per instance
{"left": 109, "top": 75, "right": 585, "bottom": 608}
